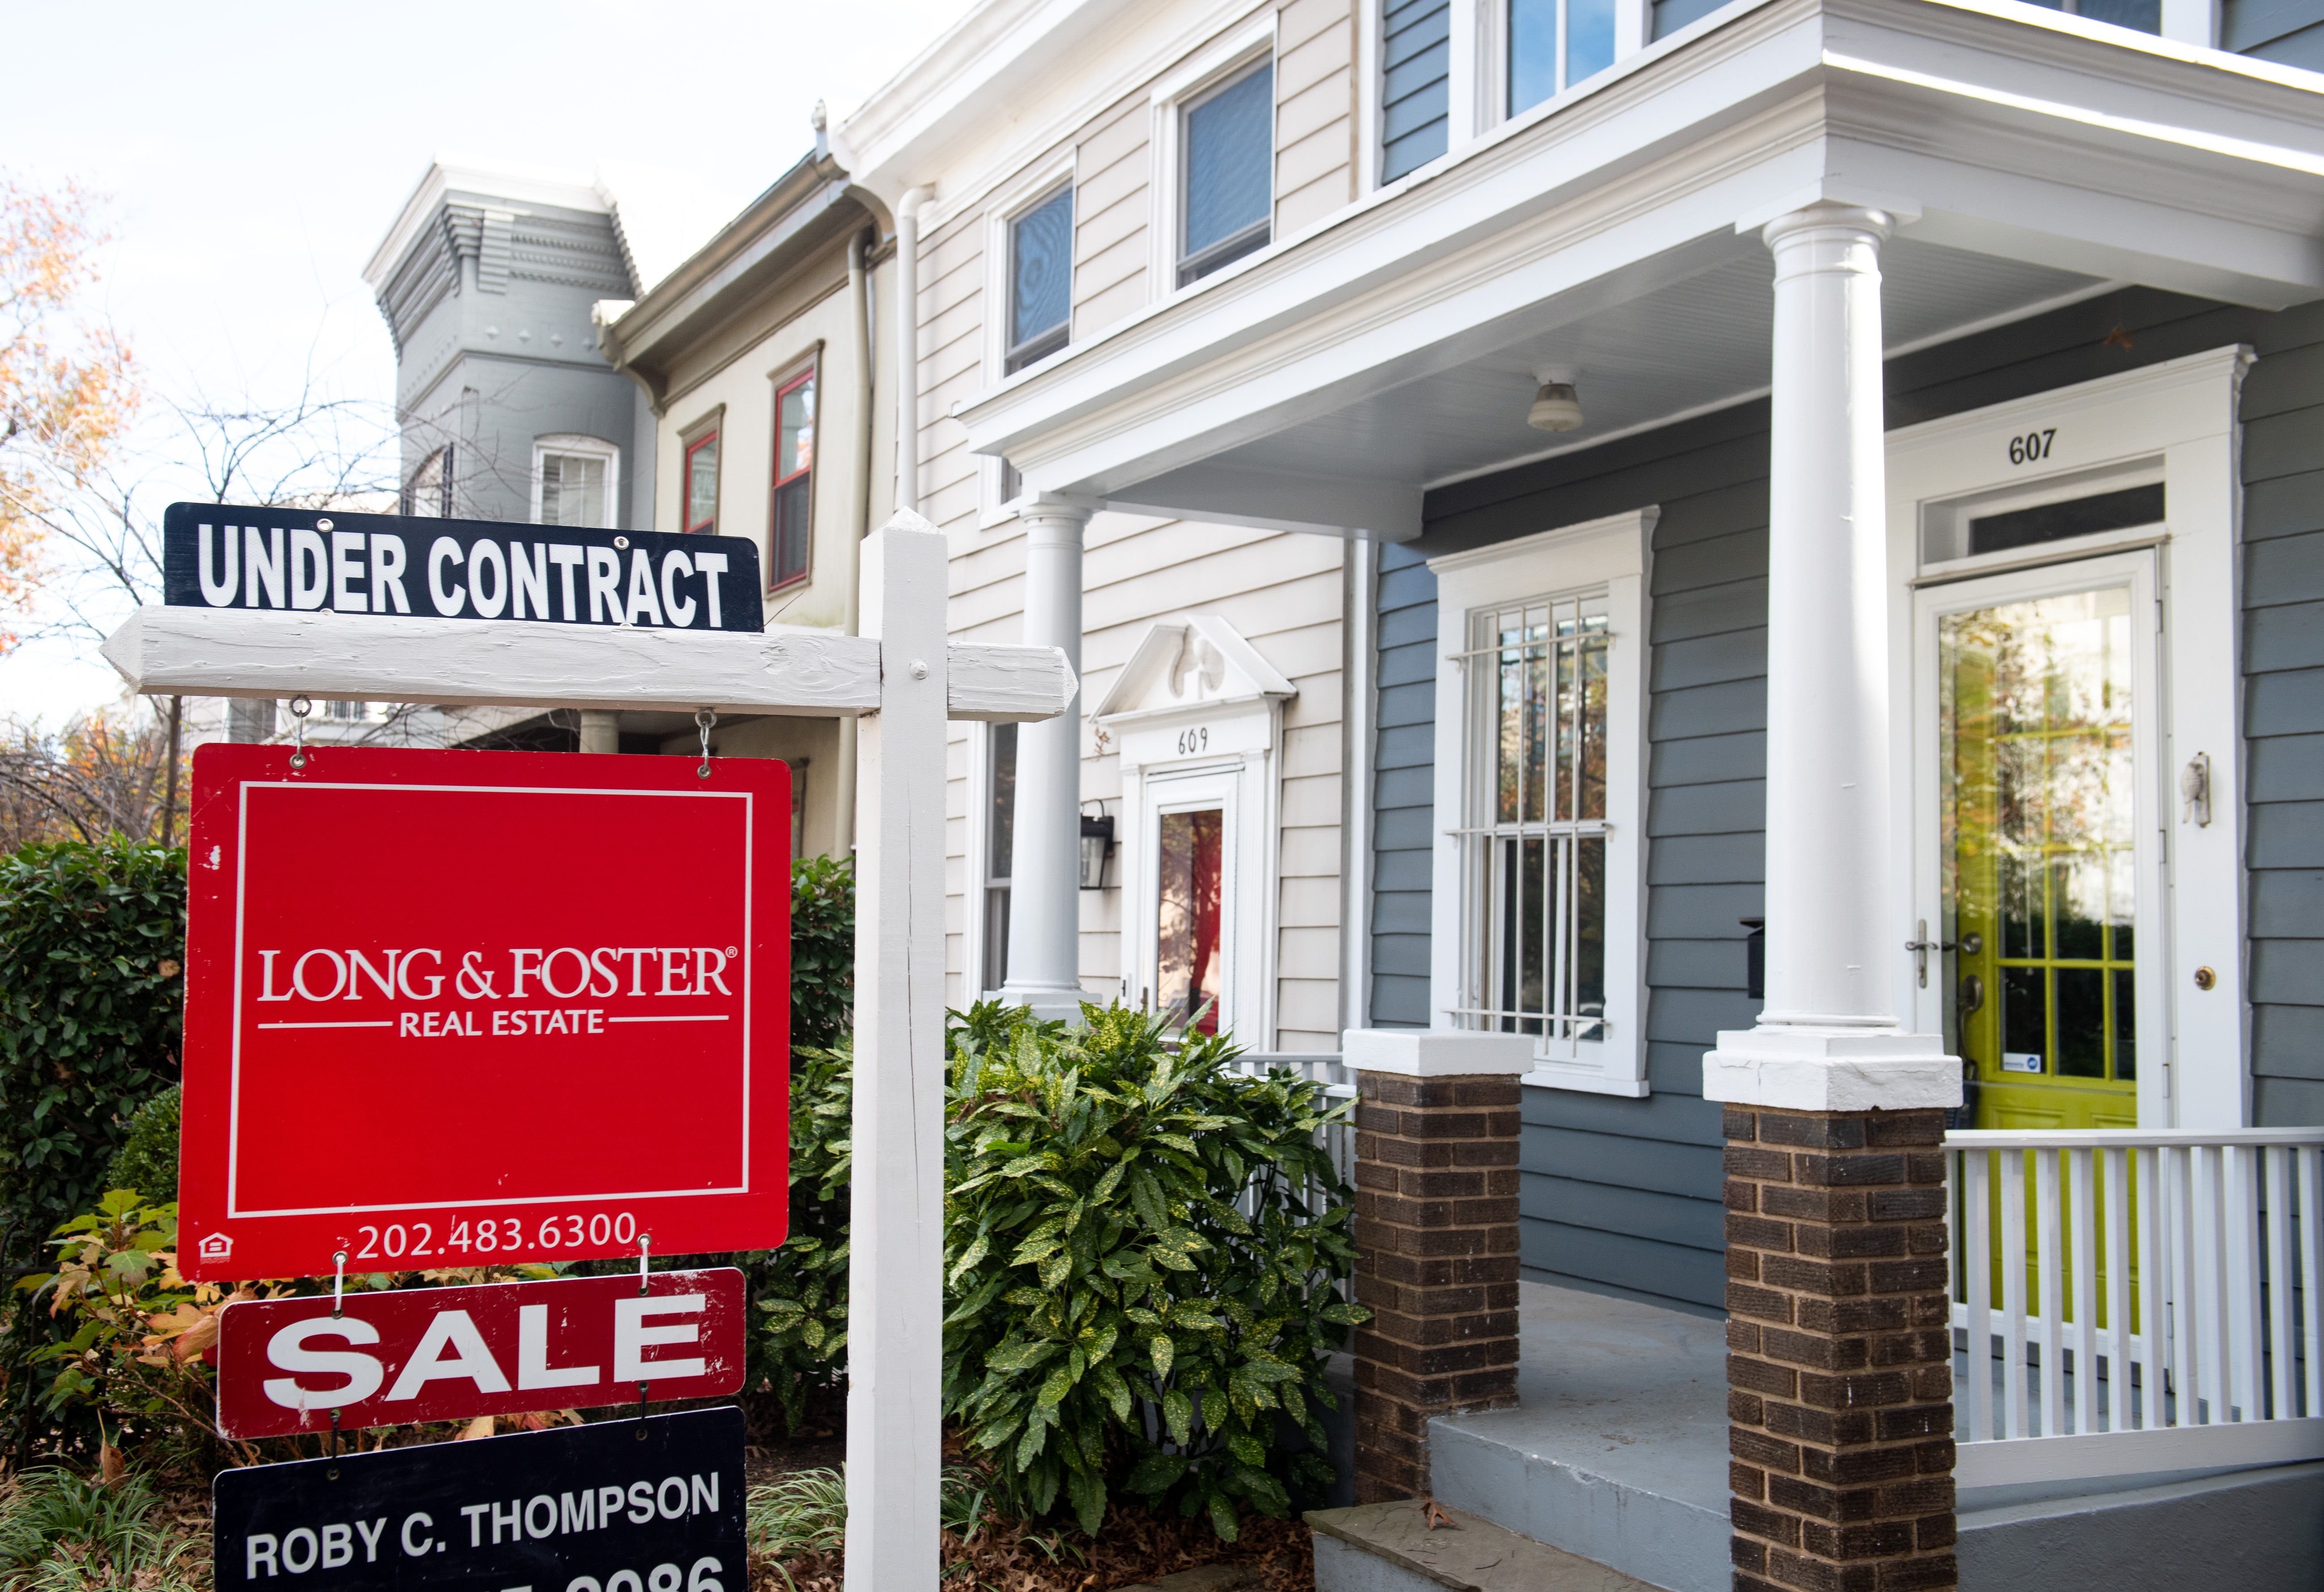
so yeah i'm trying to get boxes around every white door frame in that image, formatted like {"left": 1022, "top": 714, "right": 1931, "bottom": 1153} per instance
{"left": 1911, "top": 550, "right": 2167, "bottom": 1128}
{"left": 1118, "top": 738, "right": 1279, "bottom": 1045}
{"left": 1885, "top": 346, "right": 2253, "bottom": 1129}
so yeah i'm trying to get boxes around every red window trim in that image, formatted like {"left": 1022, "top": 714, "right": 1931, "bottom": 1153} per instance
{"left": 683, "top": 430, "right": 720, "bottom": 534}
{"left": 767, "top": 367, "right": 816, "bottom": 592}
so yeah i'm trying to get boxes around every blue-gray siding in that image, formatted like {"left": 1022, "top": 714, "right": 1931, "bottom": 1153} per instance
{"left": 2226, "top": 0, "right": 2324, "bottom": 68}
{"left": 1371, "top": 285, "right": 2324, "bottom": 1314}
{"left": 1381, "top": 0, "right": 1450, "bottom": 183}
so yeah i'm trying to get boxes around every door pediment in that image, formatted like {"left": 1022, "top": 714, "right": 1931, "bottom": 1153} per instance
{"left": 1093, "top": 615, "right": 1296, "bottom": 726}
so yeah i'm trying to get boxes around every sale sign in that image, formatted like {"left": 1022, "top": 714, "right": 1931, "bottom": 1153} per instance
{"left": 181, "top": 744, "right": 790, "bottom": 1282}
{"left": 215, "top": 1270, "right": 746, "bottom": 1438}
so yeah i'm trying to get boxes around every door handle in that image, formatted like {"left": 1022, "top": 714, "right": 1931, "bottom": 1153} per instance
{"left": 1905, "top": 919, "right": 1959, "bottom": 988}
{"left": 1958, "top": 974, "right": 1985, "bottom": 1019}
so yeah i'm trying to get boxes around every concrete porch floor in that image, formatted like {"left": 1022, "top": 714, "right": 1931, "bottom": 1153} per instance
{"left": 1417, "top": 1281, "right": 2324, "bottom": 1592}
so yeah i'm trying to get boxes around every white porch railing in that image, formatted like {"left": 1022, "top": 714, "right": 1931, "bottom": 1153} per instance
{"left": 1946, "top": 1127, "right": 2324, "bottom": 1486}
{"left": 1229, "top": 1051, "right": 1356, "bottom": 1191}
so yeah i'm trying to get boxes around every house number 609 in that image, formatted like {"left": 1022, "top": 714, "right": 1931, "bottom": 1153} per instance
{"left": 2007, "top": 429, "right": 2057, "bottom": 465}
{"left": 1176, "top": 726, "right": 1210, "bottom": 756}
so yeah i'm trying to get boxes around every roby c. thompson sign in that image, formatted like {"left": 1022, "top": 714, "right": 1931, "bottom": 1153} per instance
{"left": 179, "top": 745, "right": 791, "bottom": 1282}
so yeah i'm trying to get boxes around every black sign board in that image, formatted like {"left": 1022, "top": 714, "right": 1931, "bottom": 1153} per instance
{"left": 163, "top": 504, "right": 765, "bottom": 633}
{"left": 214, "top": 1407, "right": 746, "bottom": 1592}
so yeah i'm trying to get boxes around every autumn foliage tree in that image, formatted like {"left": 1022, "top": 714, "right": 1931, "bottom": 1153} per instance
{"left": 0, "top": 175, "right": 137, "bottom": 651}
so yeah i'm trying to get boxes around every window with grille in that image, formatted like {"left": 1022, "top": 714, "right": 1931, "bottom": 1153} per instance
{"left": 1458, "top": 591, "right": 1610, "bottom": 1044}
{"left": 771, "top": 370, "right": 814, "bottom": 586}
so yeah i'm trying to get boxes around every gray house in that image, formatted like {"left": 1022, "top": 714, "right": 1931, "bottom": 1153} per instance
{"left": 364, "top": 159, "right": 658, "bottom": 538}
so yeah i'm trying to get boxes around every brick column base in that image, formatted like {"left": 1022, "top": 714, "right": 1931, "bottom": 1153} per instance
{"left": 1349, "top": 1069, "right": 1521, "bottom": 1503}
{"left": 1723, "top": 1105, "right": 1957, "bottom": 1592}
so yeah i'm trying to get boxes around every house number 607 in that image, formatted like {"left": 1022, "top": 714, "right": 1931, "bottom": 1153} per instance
{"left": 2007, "top": 429, "right": 2057, "bottom": 465}
{"left": 1176, "top": 726, "right": 1210, "bottom": 756}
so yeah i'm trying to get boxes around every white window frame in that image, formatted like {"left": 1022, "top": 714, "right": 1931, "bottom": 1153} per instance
{"left": 530, "top": 433, "right": 621, "bottom": 528}
{"left": 1472, "top": 0, "right": 1653, "bottom": 137}
{"left": 1429, "top": 507, "right": 1653, "bottom": 1096}
{"left": 963, "top": 720, "right": 1017, "bottom": 1001}
{"left": 980, "top": 153, "right": 1080, "bottom": 526}
{"left": 1886, "top": 345, "right": 2252, "bottom": 1129}
{"left": 1147, "top": 11, "right": 1278, "bottom": 299}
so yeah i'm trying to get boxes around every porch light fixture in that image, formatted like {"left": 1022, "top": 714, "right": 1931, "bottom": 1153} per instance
{"left": 1079, "top": 809, "right": 1116, "bottom": 890}
{"left": 1527, "top": 373, "right": 1584, "bottom": 433}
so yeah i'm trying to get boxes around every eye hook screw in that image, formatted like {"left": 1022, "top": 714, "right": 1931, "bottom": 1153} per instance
{"left": 695, "top": 709, "right": 717, "bottom": 779}
{"left": 288, "top": 696, "right": 313, "bottom": 770}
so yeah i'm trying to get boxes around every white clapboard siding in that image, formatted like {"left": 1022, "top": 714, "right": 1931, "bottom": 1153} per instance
{"left": 101, "top": 606, "right": 1074, "bottom": 722}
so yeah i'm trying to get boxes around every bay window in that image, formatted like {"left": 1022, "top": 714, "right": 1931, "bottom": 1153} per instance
{"left": 1509, "top": 0, "right": 1616, "bottom": 114}
{"left": 1006, "top": 187, "right": 1073, "bottom": 373}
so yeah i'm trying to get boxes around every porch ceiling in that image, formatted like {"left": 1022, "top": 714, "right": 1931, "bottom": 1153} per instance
{"left": 966, "top": 0, "right": 2324, "bottom": 543}
{"left": 1109, "top": 234, "right": 2103, "bottom": 530}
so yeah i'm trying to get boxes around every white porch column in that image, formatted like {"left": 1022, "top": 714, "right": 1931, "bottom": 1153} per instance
{"left": 578, "top": 710, "right": 619, "bottom": 754}
{"left": 999, "top": 499, "right": 1093, "bottom": 1022}
{"left": 1703, "top": 205, "right": 1955, "bottom": 1110}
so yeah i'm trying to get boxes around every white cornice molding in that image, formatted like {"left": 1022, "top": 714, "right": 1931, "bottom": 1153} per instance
{"left": 364, "top": 156, "right": 607, "bottom": 288}
{"left": 954, "top": 0, "right": 2324, "bottom": 501}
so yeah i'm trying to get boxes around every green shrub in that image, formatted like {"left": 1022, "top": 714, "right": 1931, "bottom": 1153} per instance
{"left": 0, "top": 841, "right": 185, "bottom": 1256}
{"left": 942, "top": 1003, "right": 1364, "bottom": 1537}
{"left": 788, "top": 854, "right": 854, "bottom": 1053}
{"left": 0, "top": 1465, "right": 199, "bottom": 1592}
{"left": 101, "top": 1086, "right": 179, "bottom": 1204}
{"left": 752, "top": 1042, "right": 852, "bottom": 1429}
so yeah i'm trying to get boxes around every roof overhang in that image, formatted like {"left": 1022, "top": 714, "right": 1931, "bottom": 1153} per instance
{"left": 364, "top": 155, "right": 607, "bottom": 288}
{"left": 595, "top": 150, "right": 874, "bottom": 399}
{"left": 955, "top": 0, "right": 2324, "bottom": 539}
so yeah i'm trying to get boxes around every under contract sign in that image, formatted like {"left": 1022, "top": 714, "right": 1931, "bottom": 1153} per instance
{"left": 161, "top": 503, "right": 766, "bottom": 633}
{"left": 179, "top": 745, "right": 791, "bottom": 1282}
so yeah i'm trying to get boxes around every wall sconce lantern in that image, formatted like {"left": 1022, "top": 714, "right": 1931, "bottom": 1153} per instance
{"left": 1079, "top": 811, "right": 1116, "bottom": 890}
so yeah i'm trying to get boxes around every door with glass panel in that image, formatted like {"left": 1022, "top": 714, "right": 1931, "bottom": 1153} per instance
{"left": 1460, "top": 592, "right": 1607, "bottom": 1053}
{"left": 1925, "top": 554, "right": 2158, "bottom": 1134}
{"left": 1147, "top": 768, "right": 1238, "bottom": 1037}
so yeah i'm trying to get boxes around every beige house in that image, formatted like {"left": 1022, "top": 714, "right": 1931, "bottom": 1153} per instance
{"left": 838, "top": 0, "right": 1370, "bottom": 1052}
{"left": 596, "top": 137, "right": 896, "bottom": 861}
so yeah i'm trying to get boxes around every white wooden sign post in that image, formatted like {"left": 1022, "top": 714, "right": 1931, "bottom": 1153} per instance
{"left": 105, "top": 513, "right": 1062, "bottom": 1592}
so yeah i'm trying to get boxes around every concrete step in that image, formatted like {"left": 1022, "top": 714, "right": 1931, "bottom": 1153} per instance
{"left": 1410, "top": 1280, "right": 2324, "bottom": 1592}
{"left": 1307, "top": 1501, "right": 1659, "bottom": 1592}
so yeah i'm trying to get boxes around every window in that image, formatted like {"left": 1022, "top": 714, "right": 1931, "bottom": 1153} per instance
{"left": 770, "top": 370, "right": 815, "bottom": 587}
{"left": 1156, "top": 806, "right": 1226, "bottom": 1034}
{"left": 1382, "top": 0, "right": 1450, "bottom": 183}
{"left": 983, "top": 722, "right": 1018, "bottom": 994}
{"left": 405, "top": 446, "right": 452, "bottom": 518}
{"left": 1509, "top": 0, "right": 1616, "bottom": 115}
{"left": 1429, "top": 509, "right": 1650, "bottom": 1095}
{"left": 1179, "top": 59, "right": 1274, "bottom": 285}
{"left": 533, "top": 435, "right": 619, "bottom": 529}
{"left": 2022, "top": 0, "right": 2160, "bottom": 33}
{"left": 1461, "top": 594, "right": 1610, "bottom": 1043}
{"left": 324, "top": 699, "right": 374, "bottom": 722}
{"left": 1006, "top": 187, "right": 1073, "bottom": 374}
{"left": 683, "top": 431, "right": 720, "bottom": 534}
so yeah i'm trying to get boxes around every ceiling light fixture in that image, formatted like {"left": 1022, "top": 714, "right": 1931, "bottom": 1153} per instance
{"left": 1527, "top": 365, "right": 1584, "bottom": 433}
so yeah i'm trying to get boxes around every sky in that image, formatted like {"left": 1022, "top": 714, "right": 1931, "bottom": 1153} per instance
{"left": 0, "top": 0, "right": 971, "bottom": 728}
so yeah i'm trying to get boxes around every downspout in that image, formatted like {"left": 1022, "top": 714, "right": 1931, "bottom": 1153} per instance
{"left": 893, "top": 186, "right": 932, "bottom": 515}
{"left": 836, "top": 224, "right": 876, "bottom": 854}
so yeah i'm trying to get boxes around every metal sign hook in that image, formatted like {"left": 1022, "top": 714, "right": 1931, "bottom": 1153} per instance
{"left": 288, "top": 696, "right": 312, "bottom": 769}
{"left": 695, "top": 709, "right": 716, "bottom": 778}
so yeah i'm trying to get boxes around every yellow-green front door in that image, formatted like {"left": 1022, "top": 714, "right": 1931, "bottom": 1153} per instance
{"left": 1941, "top": 584, "right": 2140, "bottom": 1132}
